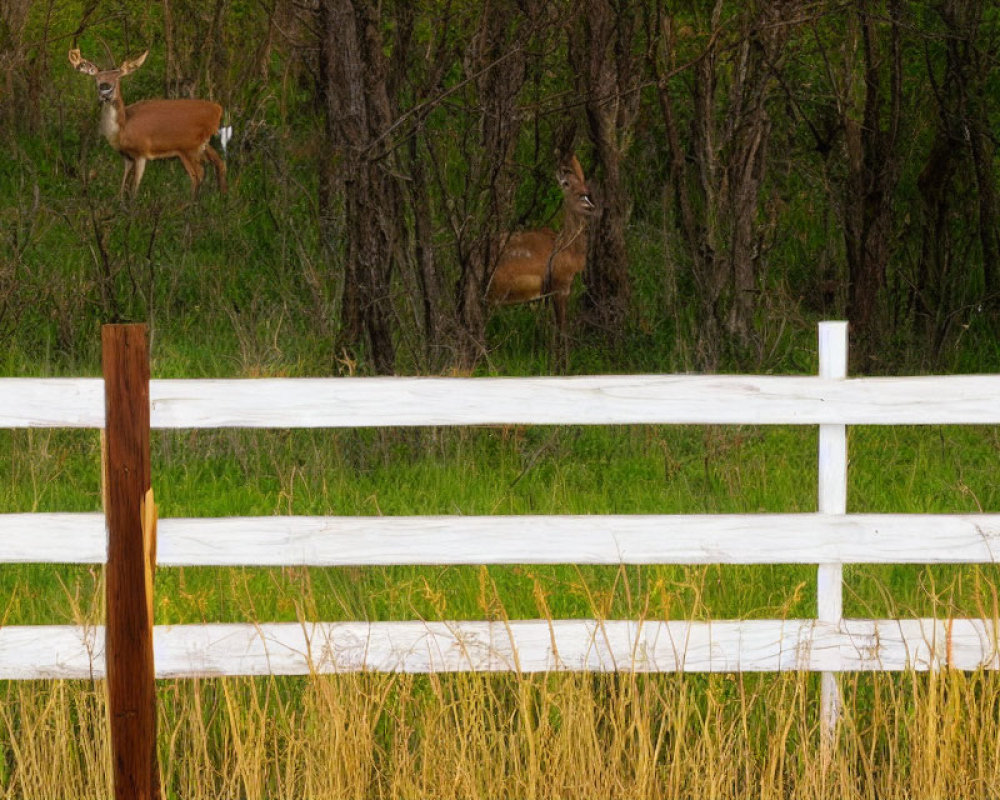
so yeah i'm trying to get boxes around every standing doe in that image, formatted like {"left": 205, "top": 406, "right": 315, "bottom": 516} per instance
{"left": 69, "top": 49, "right": 227, "bottom": 197}
{"left": 486, "top": 155, "right": 596, "bottom": 360}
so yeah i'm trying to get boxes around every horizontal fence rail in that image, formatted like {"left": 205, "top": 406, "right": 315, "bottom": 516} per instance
{"left": 3, "top": 512, "right": 1000, "bottom": 566}
{"left": 1, "top": 619, "right": 997, "bottom": 681}
{"left": 4, "top": 374, "right": 1000, "bottom": 429}
{"left": 2, "top": 323, "right": 999, "bottom": 694}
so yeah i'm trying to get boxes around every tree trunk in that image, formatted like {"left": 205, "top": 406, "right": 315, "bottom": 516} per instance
{"left": 570, "top": 0, "right": 639, "bottom": 339}
{"left": 841, "top": 0, "right": 903, "bottom": 368}
{"left": 407, "top": 134, "right": 445, "bottom": 363}
{"left": 915, "top": 135, "right": 960, "bottom": 356}
{"left": 453, "top": 0, "right": 529, "bottom": 368}
{"left": 318, "top": 0, "right": 401, "bottom": 374}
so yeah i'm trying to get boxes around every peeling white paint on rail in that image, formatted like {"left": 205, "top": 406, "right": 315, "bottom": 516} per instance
{"left": 0, "top": 378, "right": 104, "bottom": 428}
{"left": 4, "top": 375, "right": 1000, "bottom": 429}
{"left": 4, "top": 512, "right": 1000, "bottom": 566}
{"left": 147, "top": 375, "right": 1000, "bottom": 427}
{"left": 1, "top": 619, "right": 996, "bottom": 680}
{"left": 0, "top": 513, "right": 106, "bottom": 562}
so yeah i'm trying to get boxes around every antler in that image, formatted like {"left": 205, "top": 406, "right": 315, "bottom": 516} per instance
{"left": 99, "top": 38, "right": 116, "bottom": 69}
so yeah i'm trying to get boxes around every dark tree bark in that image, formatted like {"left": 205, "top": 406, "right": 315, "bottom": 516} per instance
{"left": 406, "top": 133, "right": 446, "bottom": 362}
{"left": 394, "top": 2, "right": 455, "bottom": 367}
{"left": 720, "top": 12, "right": 777, "bottom": 346}
{"left": 652, "top": 3, "right": 721, "bottom": 367}
{"left": 840, "top": 0, "right": 904, "bottom": 368}
{"left": 453, "top": 0, "right": 530, "bottom": 368}
{"left": 570, "top": 0, "right": 640, "bottom": 339}
{"left": 970, "top": 115, "right": 1000, "bottom": 303}
{"left": 318, "top": 0, "right": 402, "bottom": 374}
{"left": 954, "top": 2, "right": 1000, "bottom": 305}
{"left": 915, "top": 135, "right": 961, "bottom": 356}
{"left": 909, "top": 0, "right": 1000, "bottom": 359}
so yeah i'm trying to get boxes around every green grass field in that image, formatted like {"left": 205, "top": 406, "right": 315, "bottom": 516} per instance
{"left": 3, "top": 423, "right": 999, "bottom": 628}
{"left": 2, "top": 415, "right": 1000, "bottom": 797}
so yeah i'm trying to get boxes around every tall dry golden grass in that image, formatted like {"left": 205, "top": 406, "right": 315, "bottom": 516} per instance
{"left": 3, "top": 666, "right": 1000, "bottom": 799}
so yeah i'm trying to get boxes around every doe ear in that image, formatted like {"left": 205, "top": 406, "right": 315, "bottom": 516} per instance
{"left": 564, "top": 154, "right": 585, "bottom": 183}
{"left": 555, "top": 155, "right": 586, "bottom": 190}
{"left": 119, "top": 50, "right": 149, "bottom": 76}
{"left": 68, "top": 49, "right": 100, "bottom": 76}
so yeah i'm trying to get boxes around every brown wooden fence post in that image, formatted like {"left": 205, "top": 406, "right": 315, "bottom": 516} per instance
{"left": 102, "top": 323, "right": 160, "bottom": 800}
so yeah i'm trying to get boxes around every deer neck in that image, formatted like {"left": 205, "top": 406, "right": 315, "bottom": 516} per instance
{"left": 98, "top": 94, "right": 127, "bottom": 150}
{"left": 555, "top": 209, "right": 590, "bottom": 260}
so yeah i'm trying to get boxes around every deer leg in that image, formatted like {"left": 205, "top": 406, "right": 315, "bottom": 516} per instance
{"left": 203, "top": 145, "right": 228, "bottom": 193}
{"left": 177, "top": 151, "right": 204, "bottom": 197}
{"left": 119, "top": 157, "right": 135, "bottom": 198}
{"left": 552, "top": 291, "right": 569, "bottom": 372}
{"left": 130, "top": 157, "right": 148, "bottom": 195}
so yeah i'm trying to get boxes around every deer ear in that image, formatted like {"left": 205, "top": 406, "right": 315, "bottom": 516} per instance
{"left": 556, "top": 154, "right": 586, "bottom": 188}
{"left": 69, "top": 49, "right": 100, "bottom": 76}
{"left": 119, "top": 50, "right": 149, "bottom": 75}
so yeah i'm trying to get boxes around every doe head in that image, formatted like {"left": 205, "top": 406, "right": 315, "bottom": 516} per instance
{"left": 556, "top": 154, "right": 597, "bottom": 218}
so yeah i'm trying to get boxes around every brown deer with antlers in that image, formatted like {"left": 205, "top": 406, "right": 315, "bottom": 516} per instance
{"left": 486, "top": 155, "right": 596, "bottom": 359}
{"left": 69, "top": 49, "right": 227, "bottom": 197}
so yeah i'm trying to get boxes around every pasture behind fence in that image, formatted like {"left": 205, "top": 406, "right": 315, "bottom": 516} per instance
{"left": 2, "top": 322, "right": 1000, "bottom": 793}
{"left": 2, "top": 321, "right": 1000, "bottom": 678}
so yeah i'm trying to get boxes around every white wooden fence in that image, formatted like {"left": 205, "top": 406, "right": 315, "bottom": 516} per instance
{"left": 2, "top": 322, "right": 999, "bottom": 686}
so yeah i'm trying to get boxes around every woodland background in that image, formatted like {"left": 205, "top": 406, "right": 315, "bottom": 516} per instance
{"left": 2, "top": 0, "right": 1000, "bottom": 376}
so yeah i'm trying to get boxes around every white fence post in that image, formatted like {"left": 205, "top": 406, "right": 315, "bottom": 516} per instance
{"left": 818, "top": 321, "right": 848, "bottom": 751}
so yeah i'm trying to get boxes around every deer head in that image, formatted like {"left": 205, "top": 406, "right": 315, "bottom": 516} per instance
{"left": 556, "top": 155, "right": 597, "bottom": 223}
{"left": 69, "top": 48, "right": 227, "bottom": 197}
{"left": 68, "top": 48, "right": 149, "bottom": 108}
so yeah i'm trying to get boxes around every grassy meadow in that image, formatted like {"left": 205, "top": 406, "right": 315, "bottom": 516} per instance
{"left": 2, "top": 100, "right": 1000, "bottom": 799}
{"left": 3, "top": 419, "right": 1000, "bottom": 797}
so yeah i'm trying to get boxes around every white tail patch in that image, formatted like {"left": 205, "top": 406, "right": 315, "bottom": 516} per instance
{"left": 218, "top": 124, "right": 233, "bottom": 156}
